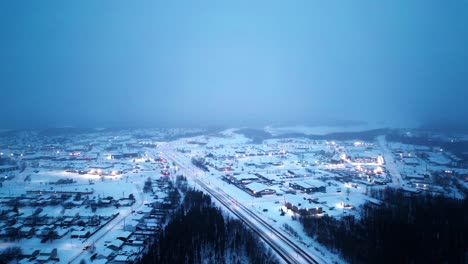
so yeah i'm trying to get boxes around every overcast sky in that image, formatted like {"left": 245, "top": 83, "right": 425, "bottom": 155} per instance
{"left": 1, "top": 0, "right": 467, "bottom": 129}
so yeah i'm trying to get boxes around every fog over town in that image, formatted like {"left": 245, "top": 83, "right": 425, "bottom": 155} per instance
{"left": 0, "top": 1, "right": 467, "bottom": 264}
{"left": 1, "top": 0, "right": 467, "bottom": 130}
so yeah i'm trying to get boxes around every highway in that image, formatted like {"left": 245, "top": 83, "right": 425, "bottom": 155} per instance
{"left": 377, "top": 135, "right": 403, "bottom": 188}
{"left": 159, "top": 143, "right": 324, "bottom": 264}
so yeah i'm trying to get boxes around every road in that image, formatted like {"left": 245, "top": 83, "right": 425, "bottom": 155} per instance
{"left": 159, "top": 143, "right": 324, "bottom": 264}
{"left": 377, "top": 135, "right": 403, "bottom": 188}
{"left": 68, "top": 184, "right": 145, "bottom": 264}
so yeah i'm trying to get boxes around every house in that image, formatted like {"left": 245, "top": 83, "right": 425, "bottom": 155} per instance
{"left": 0, "top": 165, "right": 19, "bottom": 173}
{"left": 90, "top": 259, "right": 109, "bottom": 264}
{"left": 123, "top": 152, "right": 139, "bottom": 158}
{"left": 354, "top": 156, "right": 378, "bottom": 164}
{"left": 284, "top": 194, "right": 323, "bottom": 217}
{"left": 56, "top": 227, "right": 70, "bottom": 238}
{"left": 230, "top": 174, "right": 259, "bottom": 185}
{"left": 70, "top": 230, "right": 91, "bottom": 238}
{"left": 244, "top": 182, "right": 276, "bottom": 197}
{"left": 36, "top": 248, "right": 58, "bottom": 263}
{"left": 108, "top": 239, "right": 125, "bottom": 251}
{"left": 99, "top": 199, "right": 113, "bottom": 206}
{"left": 63, "top": 217, "right": 76, "bottom": 226}
{"left": 121, "top": 244, "right": 144, "bottom": 255}
{"left": 19, "top": 248, "right": 39, "bottom": 259}
{"left": 118, "top": 198, "right": 135, "bottom": 206}
{"left": 89, "top": 164, "right": 114, "bottom": 170}
{"left": 88, "top": 215, "right": 101, "bottom": 226}
{"left": 129, "top": 240, "right": 145, "bottom": 247}
{"left": 108, "top": 153, "right": 124, "bottom": 159}
{"left": 36, "top": 227, "right": 52, "bottom": 238}
{"left": 403, "top": 157, "right": 420, "bottom": 166}
{"left": 254, "top": 173, "right": 274, "bottom": 184}
{"left": 405, "top": 174, "right": 427, "bottom": 181}
{"left": 96, "top": 248, "right": 114, "bottom": 260}
{"left": 412, "top": 182, "right": 430, "bottom": 190}
{"left": 40, "top": 248, "right": 57, "bottom": 257}
{"left": 114, "top": 230, "right": 133, "bottom": 242}
{"left": 112, "top": 254, "right": 130, "bottom": 263}
{"left": 373, "top": 179, "right": 388, "bottom": 185}
{"left": 5, "top": 223, "right": 22, "bottom": 239}
{"left": 19, "top": 226, "right": 34, "bottom": 237}
{"left": 289, "top": 180, "right": 326, "bottom": 193}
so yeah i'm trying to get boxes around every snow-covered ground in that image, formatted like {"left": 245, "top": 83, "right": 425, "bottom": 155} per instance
{"left": 0, "top": 127, "right": 466, "bottom": 263}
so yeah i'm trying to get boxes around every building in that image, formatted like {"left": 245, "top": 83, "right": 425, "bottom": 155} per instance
{"left": 19, "top": 248, "right": 39, "bottom": 259}
{"left": 0, "top": 165, "right": 19, "bottom": 173}
{"left": 36, "top": 248, "right": 58, "bottom": 263}
{"left": 244, "top": 182, "right": 276, "bottom": 197}
{"left": 403, "top": 157, "right": 420, "bottom": 166}
{"left": 284, "top": 194, "right": 323, "bottom": 217}
{"left": 254, "top": 173, "right": 274, "bottom": 184}
{"left": 289, "top": 180, "right": 326, "bottom": 193}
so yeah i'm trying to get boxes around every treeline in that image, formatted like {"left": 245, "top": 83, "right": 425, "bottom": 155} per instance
{"left": 387, "top": 131, "right": 468, "bottom": 161}
{"left": 191, "top": 157, "right": 209, "bottom": 172}
{"left": 0, "top": 246, "right": 21, "bottom": 263}
{"left": 301, "top": 188, "right": 468, "bottom": 263}
{"left": 138, "top": 190, "right": 278, "bottom": 264}
{"left": 234, "top": 128, "right": 388, "bottom": 144}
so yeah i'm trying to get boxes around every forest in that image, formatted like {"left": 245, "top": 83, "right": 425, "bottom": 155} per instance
{"left": 301, "top": 188, "right": 468, "bottom": 263}
{"left": 138, "top": 189, "right": 278, "bottom": 264}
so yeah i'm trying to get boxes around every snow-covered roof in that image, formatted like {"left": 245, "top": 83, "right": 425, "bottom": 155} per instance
{"left": 114, "top": 255, "right": 129, "bottom": 261}
{"left": 245, "top": 182, "right": 270, "bottom": 192}
{"left": 109, "top": 239, "right": 124, "bottom": 249}
{"left": 0, "top": 165, "right": 17, "bottom": 169}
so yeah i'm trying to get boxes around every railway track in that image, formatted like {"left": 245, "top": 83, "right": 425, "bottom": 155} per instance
{"left": 160, "top": 147, "right": 322, "bottom": 264}
{"left": 195, "top": 178, "right": 321, "bottom": 264}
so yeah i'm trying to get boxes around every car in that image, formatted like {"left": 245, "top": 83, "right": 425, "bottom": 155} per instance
{"left": 262, "top": 209, "right": 268, "bottom": 212}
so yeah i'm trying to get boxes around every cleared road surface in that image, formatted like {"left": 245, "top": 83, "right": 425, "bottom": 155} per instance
{"left": 377, "top": 135, "right": 403, "bottom": 188}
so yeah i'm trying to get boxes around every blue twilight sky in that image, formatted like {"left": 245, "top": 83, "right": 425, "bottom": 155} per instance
{"left": 0, "top": 0, "right": 467, "bottom": 129}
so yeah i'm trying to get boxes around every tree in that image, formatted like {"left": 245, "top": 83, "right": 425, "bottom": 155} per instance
{"left": 143, "top": 178, "right": 152, "bottom": 193}
{"left": 74, "top": 193, "right": 82, "bottom": 201}
{"left": 6, "top": 228, "right": 19, "bottom": 241}
{"left": 0, "top": 246, "right": 22, "bottom": 263}
{"left": 47, "top": 230, "right": 59, "bottom": 242}
{"left": 138, "top": 190, "right": 279, "bottom": 264}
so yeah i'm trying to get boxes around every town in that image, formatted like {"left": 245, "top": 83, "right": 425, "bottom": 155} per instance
{"left": 0, "top": 127, "right": 467, "bottom": 263}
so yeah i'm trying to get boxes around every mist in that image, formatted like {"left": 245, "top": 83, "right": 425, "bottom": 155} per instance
{"left": 1, "top": 0, "right": 467, "bottom": 130}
